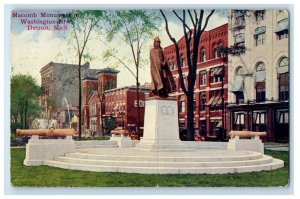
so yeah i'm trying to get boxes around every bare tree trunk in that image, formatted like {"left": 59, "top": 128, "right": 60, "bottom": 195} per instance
{"left": 78, "top": 58, "right": 82, "bottom": 140}
{"left": 186, "top": 79, "right": 195, "bottom": 141}
{"left": 136, "top": 67, "right": 141, "bottom": 138}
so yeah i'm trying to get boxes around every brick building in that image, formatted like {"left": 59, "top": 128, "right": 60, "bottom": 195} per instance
{"left": 227, "top": 10, "right": 289, "bottom": 142}
{"left": 164, "top": 23, "right": 229, "bottom": 138}
{"left": 103, "top": 85, "right": 150, "bottom": 133}
{"left": 82, "top": 68, "right": 119, "bottom": 135}
{"left": 82, "top": 68, "right": 150, "bottom": 136}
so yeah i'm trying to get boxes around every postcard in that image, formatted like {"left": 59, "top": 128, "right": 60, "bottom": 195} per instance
{"left": 9, "top": 7, "right": 289, "bottom": 191}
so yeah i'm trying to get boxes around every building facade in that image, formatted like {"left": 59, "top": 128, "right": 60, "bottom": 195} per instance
{"left": 227, "top": 10, "right": 289, "bottom": 142}
{"left": 81, "top": 67, "right": 150, "bottom": 136}
{"left": 82, "top": 68, "right": 119, "bottom": 135}
{"left": 164, "top": 23, "right": 229, "bottom": 139}
{"left": 103, "top": 85, "right": 150, "bottom": 133}
{"left": 40, "top": 61, "right": 92, "bottom": 127}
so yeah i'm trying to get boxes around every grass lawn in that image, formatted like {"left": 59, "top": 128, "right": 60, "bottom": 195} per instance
{"left": 10, "top": 148, "right": 289, "bottom": 187}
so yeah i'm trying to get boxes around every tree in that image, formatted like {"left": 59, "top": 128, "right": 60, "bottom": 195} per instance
{"left": 11, "top": 74, "right": 42, "bottom": 129}
{"left": 103, "top": 10, "right": 160, "bottom": 138}
{"left": 59, "top": 10, "right": 103, "bottom": 140}
{"left": 160, "top": 10, "right": 215, "bottom": 141}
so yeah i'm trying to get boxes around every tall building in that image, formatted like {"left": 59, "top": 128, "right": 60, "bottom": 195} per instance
{"left": 227, "top": 10, "right": 289, "bottom": 142}
{"left": 164, "top": 23, "right": 228, "bottom": 139}
{"left": 81, "top": 68, "right": 150, "bottom": 136}
{"left": 82, "top": 68, "right": 119, "bottom": 134}
{"left": 40, "top": 61, "right": 92, "bottom": 123}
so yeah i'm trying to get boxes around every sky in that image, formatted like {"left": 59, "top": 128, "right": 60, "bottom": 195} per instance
{"left": 10, "top": 9, "right": 228, "bottom": 88}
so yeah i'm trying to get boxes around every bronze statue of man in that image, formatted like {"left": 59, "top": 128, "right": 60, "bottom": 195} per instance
{"left": 149, "top": 36, "right": 176, "bottom": 97}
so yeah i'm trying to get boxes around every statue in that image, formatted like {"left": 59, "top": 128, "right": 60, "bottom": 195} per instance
{"left": 150, "top": 36, "right": 176, "bottom": 97}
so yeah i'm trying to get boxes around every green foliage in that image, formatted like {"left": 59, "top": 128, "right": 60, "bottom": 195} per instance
{"left": 103, "top": 10, "right": 161, "bottom": 70}
{"left": 11, "top": 74, "right": 42, "bottom": 129}
{"left": 58, "top": 10, "right": 104, "bottom": 140}
{"left": 105, "top": 10, "right": 160, "bottom": 43}
{"left": 10, "top": 148, "right": 288, "bottom": 187}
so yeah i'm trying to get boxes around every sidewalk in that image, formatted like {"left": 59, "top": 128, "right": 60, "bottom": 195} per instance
{"left": 264, "top": 142, "right": 289, "bottom": 151}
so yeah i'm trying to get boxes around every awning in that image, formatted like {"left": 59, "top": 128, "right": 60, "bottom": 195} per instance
{"left": 230, "top": 76, "right": 244, "bottom": 92}
{"left": 113, "top": 105, "right": 119, "bottom": 111}
{"left": 254, "top": 26, "right": 266, "bottom": 35}
{"left": 207, "top": 96, "right": 216, "bottom": 105}
{"left": 211, "top": 96, "right": 220, "bottom": 106}
{"left": 275, "top": 18, "right": 289, "bottom": 33}
{"left": 214, "top": 67, "right": 223, "bottom": 76}
{"left": 216, "top": 96, "right": 223, "bottom": 105}
{"left": 235, "top": 33, "right": 245, "bottom": 44}
{"left": 278, "top": 66, "right": 289, "bottom": 74}
{"left": 217, "top": 121, "right": 222, "bottom": 127}
{"left": 210, "top": 68, "right": 217, "bottom": 76}
{"left": 256, "top": 70, "right": 266, "bottom": 82}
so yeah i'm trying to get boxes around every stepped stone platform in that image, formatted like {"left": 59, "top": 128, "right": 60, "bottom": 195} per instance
{"left": 44, "top": 147, "right": 284, "bottom": 174}
{"left": 25, "top": 98, "right": 284, "bottom": 174}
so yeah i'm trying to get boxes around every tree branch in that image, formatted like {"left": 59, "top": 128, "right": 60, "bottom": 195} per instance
{"left": 187, "top": 10, "right": 196, "bottom": 28}
{"left": 173, "top": 10, "right": 192, "bottom": 33}
{"left": 201, "top": 10, "right": 215, "bottom": 33}
{"left": 160, "top": 10, "right": 188, "bottom": 95}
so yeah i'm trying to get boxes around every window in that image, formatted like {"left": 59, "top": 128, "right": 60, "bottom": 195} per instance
{"left": 105, "top": 81, "right": 110, "bottom": 91}
{"left": 254, "top": 27, "right": 266, "bottom": 46}
{"left": 233, "top": 112, "right": 245, "bottom": 130}
{"left": 253, "top": 111, "right": 267, "bottom": 132}
{"left": 179, "top": 95, "right": 185, "bottom": 113}
{"left": 110, "top": 80, "right": 115, "bottom": 89}
{"left": 209, "top": 120, "right": 219, "bottom": 136}
{"left": 210, "top": 67, "right": 223, "bottom": 83}
{"left": 169, "top": 60, "right": 176, "bottom": 70}
{"left": 278, "top": 57, "right": 289, "bottom": 101}
{"left": 200, "top": 48, "right": 206, "bottom": 62}
{"left": 180, "top": 56, "right": 185, "bottom": 67}
{"left": 233, "top": 67, "right": 245, "bottom": 104}
{"left": 199, "top": 120, "right": 206, "bottom": 136}
{"left": 255, "top": 62, "right": 266, "bottom": 102}
{"left": 255, "top": 10, "right": 265, "bottom": 22}
{"left": 218, "top": 42, "right": 224, "bottom": 57}
{"left": 276, "top": 109, "right": 289, "bottom": 124}
{"left": 213, "top": 45, "right": 218, "bottom": 59}
{"left": 168, "top": 61, "right": 172, "bottom": 70}
{"left": 234, "top": 33, "right": 245, "bottom": 47}
{"left": 275, "top": 18, "right": 289, "bottom": 40}
{"left": 200, "top": 92, "right": 206, "bottom": 111}
{"left": 233, "top": 10, "right": 245, "bottom": 27}
{"left": 200, "top": 71, "right": 206, "bottom": 86}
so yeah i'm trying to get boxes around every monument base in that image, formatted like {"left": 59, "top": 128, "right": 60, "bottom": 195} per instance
{"left": 227, "top": 136, "right": 264, "bottom": 153}
{"left": 136, "top": 97, "right": 192, "bottom": 151}
{"left": 110, "top": 134, "right": 133, "bottom": 148}
{"left": 24, "top": 135, "right": 76, "bottom": 166}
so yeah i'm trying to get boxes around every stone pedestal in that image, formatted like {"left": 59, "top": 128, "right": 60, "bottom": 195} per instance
{"left": 24, "top": 135, "right": 76, "bottom": 166}
{"left": 110, "top": 134, "right": 132, "bottom": 148}
{"left": 136, "top": 97, "right": 191, "bottom": 151}
{"left": 227, "top": 136, "right": 264, "bottom": 153}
